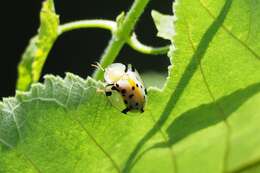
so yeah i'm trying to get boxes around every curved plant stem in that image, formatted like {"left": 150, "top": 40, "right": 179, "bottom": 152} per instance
{"left": 93, "top": 0, "right": 152, "bottom": 80}
{"left": 128, "top": 34, "right": 170, "bottom": 55}
{"left": 59, "top": 20, "right": 170, "bottom": 56}
{"left": 58, "top": 20, "right": 117, "bottom": 35}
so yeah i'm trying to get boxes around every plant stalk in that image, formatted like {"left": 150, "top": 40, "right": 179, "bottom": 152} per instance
{"left": 93, "top": 0, "right": 151, "bottom": 80}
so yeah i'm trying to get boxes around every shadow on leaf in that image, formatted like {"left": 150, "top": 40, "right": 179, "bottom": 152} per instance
{"left": 132, "top": 82, "right": 260, "bottom": 166}
{"left": 158, "top": 82, "right": 260, "bottom": 147}
{"left": 122, "top": 0, "right": 233, "bottom": 172}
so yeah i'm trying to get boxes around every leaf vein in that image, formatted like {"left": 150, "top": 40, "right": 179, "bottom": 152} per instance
{"left": 149, "top": 112, "right": 177, "bottom": 173}
{"left": 0, "top": 138, "right": 13, "bottom": 148}
{"left": 185, "top": 18, "right": 231, "bottom": 173}
{"left": 199, "top": 0, "right": 260, "bottom": 60}
{"left": 70, "top": 117, "right": 121, "bottom": 173}
{"left": 244, "top": 0, "right": 253, "bottom": 42}
{"left": 5, "top": 101, "right": 22, "bottom": 141}
{"left": 65, "top": 81, "right": 75, "bottom": 106}
{"left": 22, "top": 153, "right": 43, "bottom": 173}
{"left": 230, "top": 158, "right": 260, "bottom": 173}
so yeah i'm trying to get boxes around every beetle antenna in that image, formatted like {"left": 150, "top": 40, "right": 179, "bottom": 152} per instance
{"left": 91, "top": 62, "right": 105, "bottom": 71}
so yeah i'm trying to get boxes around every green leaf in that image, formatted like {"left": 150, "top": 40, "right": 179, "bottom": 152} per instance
{"left": 141, "top": 72, "right": 167, "bottom": 88}
{"left": 1, "top": 0, "right": 260, "bottom": 173}
{"left": 151, "top": 10, "right": 175, "bottom": 40}
{"left": 16, "top": 0, "right": 59, "bottom": 91}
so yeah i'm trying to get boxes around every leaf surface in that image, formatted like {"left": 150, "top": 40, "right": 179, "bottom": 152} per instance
{"left": 151, "top": 10, "right": 175, "bottom": 40}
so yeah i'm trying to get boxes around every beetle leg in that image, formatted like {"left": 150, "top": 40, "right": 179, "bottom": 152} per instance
{"left": 104, "top": 84, "right": 114, "bottom": 96}
{"left": 131, "top": 65, "right": 135, "bottom": 72}
{"left": 144, "top": 88, "right": 148, "bottom": 95}
{"left": 105, "top": 91, "right": 112, "bottom": 96}
{"left": 105, "top": 83, "right": 114, "bottom": 87}
{"left": 111, "top": 86, "right": 120, "bottom": 92}
{"left": 121, "top": 107, "right": 130, "bottom": 114}
{"left": 124, "top": 64, "right": 128, "bottom": 73}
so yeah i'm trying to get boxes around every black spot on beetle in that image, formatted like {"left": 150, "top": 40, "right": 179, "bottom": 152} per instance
{"left": 121, "top": 89, "right": 126, "bottom": 94}
{"left": 140, "top": 85, "right": 143, "bottom": 88}
{"left": 129, "top": 94, "right": 134, "bottom": 98}
{"left": 136, "top": 84, "right": 139, "bottom": 87}
{"left": 124, "top": 100, "right": 128, "bottom": 104}
{"left": 116, "top": 84, "right": 119, "bottom": 87}
{"left": 132, "top": 86, "right": 135, "bottom": 90}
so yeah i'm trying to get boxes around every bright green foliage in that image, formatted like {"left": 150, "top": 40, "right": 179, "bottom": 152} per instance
{"left": 1, "top": 0, "right": 260, "bottom": 173}
{"left": 151, "top": 10, "right": 175, "bottom": 40}
{"left": 141, "top": 72, "right": 167, "bottom": 88}
{"left": 16, "top": 0, "right": 59, "bottom": 91}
